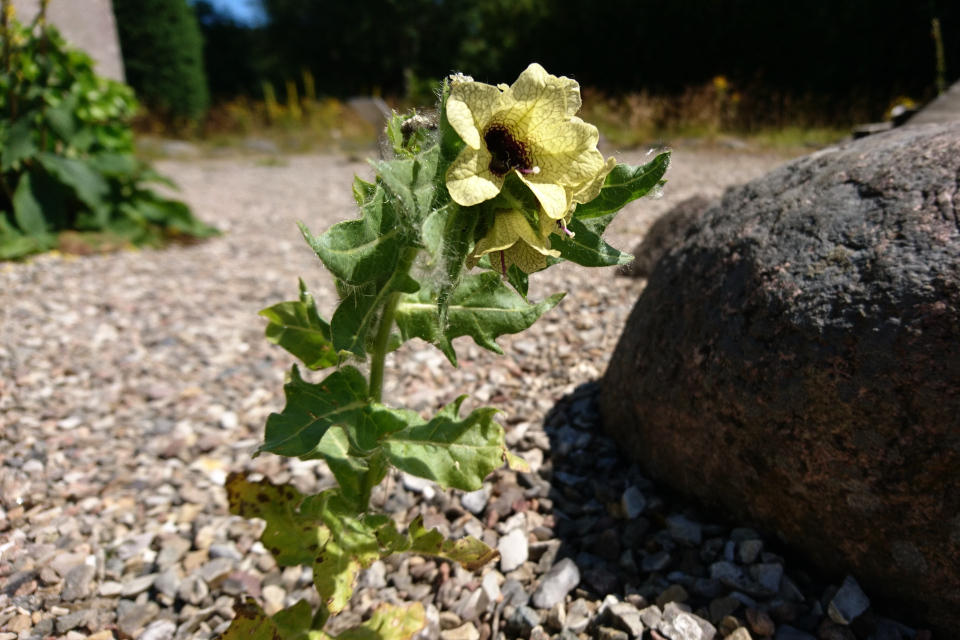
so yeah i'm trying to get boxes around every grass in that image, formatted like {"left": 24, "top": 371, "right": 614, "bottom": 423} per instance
{"left": 135, "top": 78, "right": 884, "bottom": 160}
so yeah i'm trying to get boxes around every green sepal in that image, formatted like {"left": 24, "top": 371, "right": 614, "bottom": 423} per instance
{"left": 407, "top": 515, "right": 500, "bottom": 570}
{"left": 437, "top": 79, "right": 465, "bottom": 173}
{"left": 572, "top": 152, "right": 672, "bottom": 222}
{"left": 550, "top": 216, "right": 633, "bottom": 267}
{"left": 260, "top": 279, "right": 338, "bottom": 370}
{"left": 395, "top": 271, "right": 564, "bottom": 366}
{"left": 380, "top": 396, "right": 506, "bottom": 491}
{"left": 374, "top": 144, "right": 441, "bottom": 226}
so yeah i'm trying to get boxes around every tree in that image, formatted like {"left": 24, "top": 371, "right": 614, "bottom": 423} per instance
{"left": 113, "top": 0, "right": 210, "bottom": 120}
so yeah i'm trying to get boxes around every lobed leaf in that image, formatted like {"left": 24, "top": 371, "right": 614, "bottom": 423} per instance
{"left": 260, "top": 279, "right": 339, "bottom": 370}
{"left": 395, "top": 271, "right": 564, "bottom": 366}
{"left": 299, "top": 188, "right": 402, "bottom": 287}
{"left": 272, "top": 600, "right": 313, "bottom": 640}
{"left": 217, "top": 598, "right": 283, "bottom": 640}
{"left": 313, "top": 539, "right": 360, "bottom": 614}
{"left": 259, "top": 366, "right": 369, "bottom": 458}
{"left": 380, "top": 396, "right": 506, "bottom": 491}
{"left": 336, "top": 603, "right": 426, "bottom": 640}
{"left": 225, "top": 473, "right": 328, "bottom": 567}
{"left": 549, "top": 216, "right": 633, "bottom": 268}
{"left": 572, "top": 152, "right": 672, "bottom": 221}
{"left": 12, "top": 173, "right": 48, "bottom": 238}
{"left": 36, "top": 153, "right": 109, "bottom": 210}
{"left": 330, "top": 270, "right": 419, "bottom": 359}
{"left": 1, "top": 118, "right": 38, "bottom": 170}
{"left": 407, "top": 515, "right": 500, "bottom": 571}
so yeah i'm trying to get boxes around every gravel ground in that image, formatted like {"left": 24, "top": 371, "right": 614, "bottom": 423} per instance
{"left": 3, "top": 147, "right": 919, "bottom": 640}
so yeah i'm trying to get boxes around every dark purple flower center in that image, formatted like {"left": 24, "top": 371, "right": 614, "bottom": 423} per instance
{"left": 484, "top": 124, "right": 531, "bottom": 177}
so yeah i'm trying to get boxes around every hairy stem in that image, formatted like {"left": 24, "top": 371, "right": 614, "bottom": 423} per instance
{"left": 368, "top": 248, "right": 419, "bottom": 403}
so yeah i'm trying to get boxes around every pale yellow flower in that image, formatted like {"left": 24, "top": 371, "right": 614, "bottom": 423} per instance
{"left": 467, "top": 209, "right": 559, "bottom": 275}
{"left": 445, "top": 64, "right": 605, "bottom": 221}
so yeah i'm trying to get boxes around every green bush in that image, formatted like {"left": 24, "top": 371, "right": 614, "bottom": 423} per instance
{"left": 0, "top": 9, "right": 218, "bottom": 260}
{"left": 113, "top": 0, "right": 210, "bottom": 120}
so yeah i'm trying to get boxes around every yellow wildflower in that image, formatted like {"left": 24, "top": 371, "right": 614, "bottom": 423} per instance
{"left": 467, "top": 209, "right": 558, "bottom": 275}
{"left": 445, "top": 64, "right": 605, "bottom": 221}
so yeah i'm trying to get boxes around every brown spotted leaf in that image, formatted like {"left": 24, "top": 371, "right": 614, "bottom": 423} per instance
{"left": 407, "top": 515, "right": 499, "bottom": 571}
{"left": 336, "top": 603, "right": 426, "bottom": 640}
{"left": 216, "top": 598, "right": 283, "bottom": 640}
{"left": 225, "top": 472, "right": 330, "bottom": 567}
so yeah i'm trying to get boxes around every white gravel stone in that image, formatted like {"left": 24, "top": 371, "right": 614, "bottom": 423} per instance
{"left": 498, "top": 528, "right": 528, "bottom": 572}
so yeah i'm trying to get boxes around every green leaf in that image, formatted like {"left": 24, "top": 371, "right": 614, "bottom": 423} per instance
{"left": 12, "top": 173, "right": 49, "bottom": 237}
{"left": 437, "top": 80, "right": 465, "bottom": 174}
{"left": 572, "top": 152, "right": 671, "bottom": 221}
{"left": 299, "top": 188, "right": 402, "bottom": 287}
{"left": 36, "top": 153, "right": 109, "bottom": 210}
{"left": 395, "top": 271, "right": 564, "bottom": 366}
{"left": 272, "top": 600, "right": 313, "bottom": 640}
{"left": 435, "top": 202, "right": 479, "bottom": 326}
{"left": 407, "top": 515, "right": 500, "bottom": 570}
{"left": 506, "top": 264, "right": 529, "bottom": 300}
{"left": 260, "top": 279, "right": 338, "bottom": 370}
{"left": 225, "top": 472, "right": 328, "bottom": 567}
{"left": 305, "top": 429, "right": 389, "bottom": 506}
{"left": 380, "top": 396, "right": 505, "bottom": 491}
{"left": 352, "top": 174, "right": 377, "bottom": 206}
{"left": 330, "top": 269, "right": 419, "bottom": 359}
{"left": 46, "top": 93, "right": 79, "bottom": 143}
{"left": 313, "top": 538, "right": 359, "bottom": 614}
{"left": 336, "top": 603, "right": 426, "bottom": 640}
{"left": 217, "top": 598, "right": 283, "bottom": 640}
{"left": 1, "top": 118, "right": 38, "bottom": 170}
{"left": 374, "top": 145, "right": 441, "bottom": 225}
{"left": 550, "top": 216, "right": 633, "bottom": 267}
{"left": 259, "top": 366, "right": 369, "bottom": 458}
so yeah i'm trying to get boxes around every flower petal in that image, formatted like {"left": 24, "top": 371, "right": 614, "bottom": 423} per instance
{"left": 447, "top": 81, "right": 503, "bottom": 149}
{"left": 526, "top": 120, "right": 604, "bottom": 186}
{"left": 470, "top": 209, "right": 560, "bottom": 271}
{"left": 519, "top": 179, "right": 571, "bottom": 221}
{"left": 503, "top": 241, "right": 548, "bottom": 274}
{"left": 446, "top": 145, "right": 504, "bottom": 206}
{"left": 554, "top": 75, "right": 582, "bottom": 118}
{"left": 571, "top": 156, "right": 617, "bottom": 206}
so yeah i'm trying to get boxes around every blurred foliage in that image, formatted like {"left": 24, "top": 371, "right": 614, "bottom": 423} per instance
{"left": 197, "top": 0, "right": 958, "bottom": 126}
{"left": 113, "top": 0, "right": 210, "bottom": 120}
{"left": 0, "top": 10, "right": 217, "bottom": 260}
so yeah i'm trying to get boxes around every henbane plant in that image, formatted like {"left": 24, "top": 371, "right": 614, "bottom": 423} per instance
{"left": 221, "top": 64, "right": 670, "bottom": 640}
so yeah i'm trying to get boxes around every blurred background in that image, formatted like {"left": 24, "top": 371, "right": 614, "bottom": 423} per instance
{"left": 24, "top": 0, "right": 960, "bottom": 152}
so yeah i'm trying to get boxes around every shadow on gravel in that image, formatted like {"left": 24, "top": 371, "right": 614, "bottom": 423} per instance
{"left": 512, "top": 381, "right": 922, "bottom": 640}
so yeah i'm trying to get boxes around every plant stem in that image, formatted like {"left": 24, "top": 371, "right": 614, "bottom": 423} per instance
{"left": 368, "top": 247, "right": 418, "bottom": 403}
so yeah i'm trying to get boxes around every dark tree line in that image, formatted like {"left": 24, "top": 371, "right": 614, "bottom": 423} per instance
{"left": 117, "top": 0, "right": 959, "bottom": 119}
